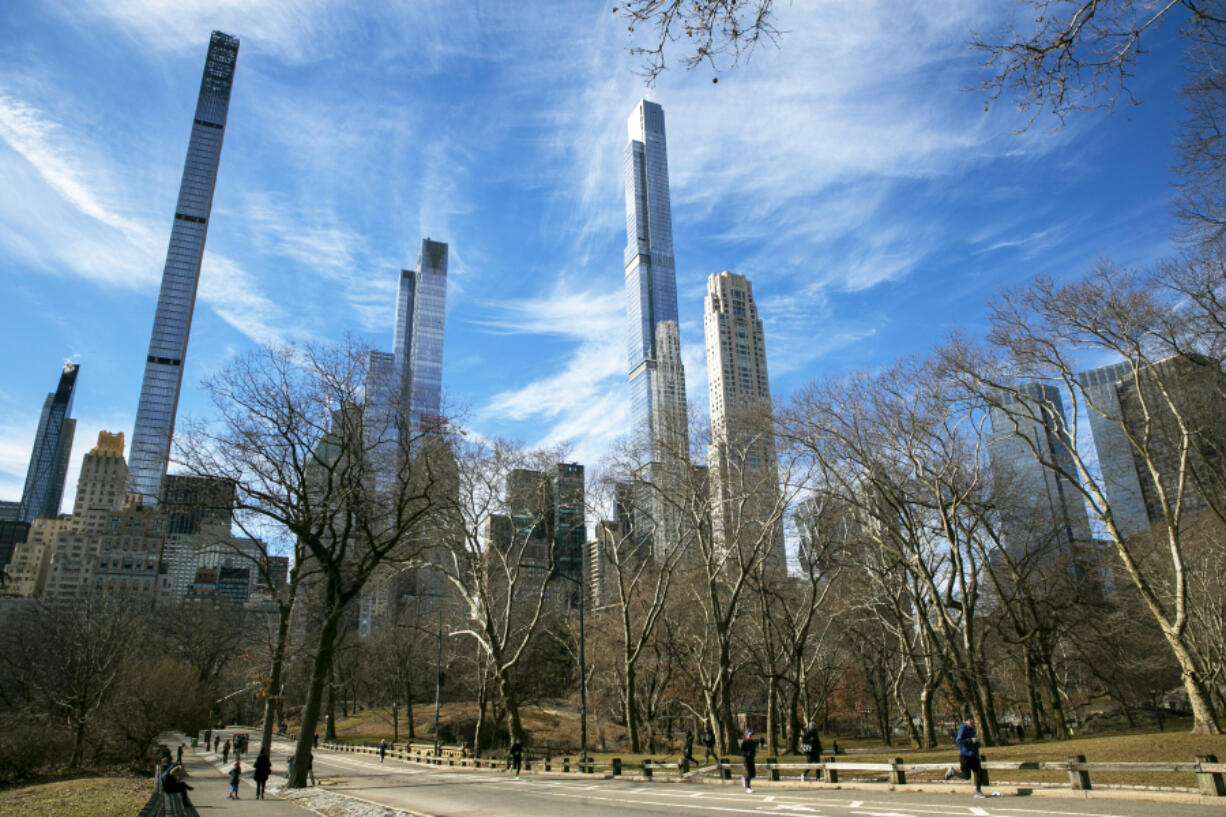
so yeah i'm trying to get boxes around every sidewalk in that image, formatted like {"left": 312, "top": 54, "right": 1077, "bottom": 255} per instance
{"left": 172, "top": 736, "right": 314, "bottom": 815}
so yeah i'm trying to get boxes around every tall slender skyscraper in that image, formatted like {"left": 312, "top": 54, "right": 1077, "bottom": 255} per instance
{"left": 128, "top": 31, "right": 239, "bottom": 504}
{"left": 18, "top": 363, "right": 79, "bottom": 522}
{"left": 394, "top": 238, "right": 448, "bottom": 433}
{"left": 703, "top": 272, "right": 785, "bottom": 570}
{"left": 624, "top": 100, "right": 688, "bottom": 461}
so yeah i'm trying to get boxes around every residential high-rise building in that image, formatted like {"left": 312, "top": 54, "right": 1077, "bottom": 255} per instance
{"left": 624, "top": 100, "right": 688, "bottom": 463}
{"left": 128, "top": 31, "right": 239, "bottom": 504}
{"left": 18, "top": 362, "right": 78, "bottom": 522}
{"left": 988, "top": 382, "right": 1092, "bottom": 553}
{"left": 703, "top": 272, "right": 785, "bottom": 571}
{"left": 394, "top": 238, "right": 449, "bottom": 434}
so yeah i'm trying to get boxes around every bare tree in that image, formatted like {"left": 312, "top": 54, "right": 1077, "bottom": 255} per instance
{"left": 615, "top": 0, "right": 780, "bottom": 82}
{"left": 0, "top": 594, "right": 146, "bottom": 767}
{"left": 973, "top": 0, "right": 1226, "bottom": 240}
{"left": 429, "top": 437, "right": 567, "bottom": 746}
{"left": 943, "top": 265, "right": 1224, "bottom": 733}
{"left": 178, "top": 341, "right": 447, "bottom": 785}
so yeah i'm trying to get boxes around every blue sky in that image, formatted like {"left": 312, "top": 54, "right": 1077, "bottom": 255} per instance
{"left": 0, "top": 1, "right": 1187, "bottom": 511}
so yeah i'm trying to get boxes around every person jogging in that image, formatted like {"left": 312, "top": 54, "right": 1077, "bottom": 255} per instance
{"left": 801, "top": 721, "right": 822, "bottom": 781}
{"left": 944, "top": 715, "right": 986, "bottom": 797}
{"left": 739, "top": 730, "right": 757, "bottom": 793}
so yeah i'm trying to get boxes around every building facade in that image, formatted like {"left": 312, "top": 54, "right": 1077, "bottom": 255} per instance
{"left": 703, "top": 272, "right": 785, "bottom": 571}
{"left": 623, "top": 100, "right": 688, "bottom": 464}
{"left": 1079, "top": 362, "right": 1151, "bottom": 537}
{"left": 987, "top": 382, "right": 1092, "bottom": 553}
{"left": 394, "top": 238, "right": 449, "bottom": 434}
{"left": 128, "top": 31, "right": 239, "bottom": 504}
{"left": 17, "top": 363, "right": 78, "bottom": 522}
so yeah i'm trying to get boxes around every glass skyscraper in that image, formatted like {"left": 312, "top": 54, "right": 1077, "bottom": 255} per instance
{"left": 128, "top": 31, "right": 239, "bottom": 504}
{"left": 624, "top": 100, "right": 688, "bottom": 461}
{"left": 987, "top": 382, "right": 1092, "bottom": 552}
{"left": 18, "top": 363, "right": 79, "bottom": 522}
{"left": 394, "top": 238, "right": 448, "bottom": 433}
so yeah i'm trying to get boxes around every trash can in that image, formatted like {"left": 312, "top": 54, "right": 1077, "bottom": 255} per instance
{"left": 191, "top": 737, "right": 198, "bottom": 747}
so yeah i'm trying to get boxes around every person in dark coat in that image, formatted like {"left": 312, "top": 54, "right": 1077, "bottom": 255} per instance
{"left": 682, "top": 731, "right": 697, "bottom": 764}
{"left": 161, "top": 764, "right": 194, "bottom": 807}
{"left": 176, "top": 744, "right": 184, "bottom": 764}
{"left": 227, "top": 761, "right": 242, "bottom": 799}
{"left": 739, "top": 730, "right": 757, "bottom": 793}
{"left": 701, "top": 727, "right": 717, "bottom": 764}
{"left": 944, "top": 715, "right": 985, "bottom": 797}
{"left": 801, "top": 722, "right": 822, "bottom": 781}
{"left": 222, "top": 739, "right": 230, "bottom": 764}
{"left": 379, "top": 738, "right": 387, "bottom": 763}
{"left": 253, "top": 750, "right": 272, "bottom": 799}
{"left": 509, "top": 739, "right": 524, "bottom": 777}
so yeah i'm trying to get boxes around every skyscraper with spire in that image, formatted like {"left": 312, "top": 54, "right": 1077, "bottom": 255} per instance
{"left": 623, "top": 100, "right": 688, "bottom": 462}
{"left": 17, "top": 363, "right": 79, "bottom": 522}
{"left": 128, "top": 31, "right": 239, "bottom": 504}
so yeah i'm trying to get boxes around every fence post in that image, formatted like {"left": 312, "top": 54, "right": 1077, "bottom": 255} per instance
{"left": 721, "top": 761, "right": 732, "bottom": 781}
{"left": 768, "top": 757, "right": 779, "bottom": 781}
{"left": 824, "top": 757, "right": 838, "bottom": 784}
{"left": 1196, "top": 755, "right": 1226, "bottom": 797}
{"left": 563, "top": 758, "right": 570, "bottom": 773}
{"left": 544, "top": 756, "right": 551, "bottom": 772}
{"left": 1068, "top": 755, "right": 1091, "bottom": 790}
{"left": 680, "top": 756, "right": 689, "bottom": 775}
{"left": 643, "top": 759, "right": 653, "bottom": 780}
{"left": 612, "top": 757, "right": 622, "bottom": 776}
{"left": 889, "top": 757, "right": 906, "bottom": 785}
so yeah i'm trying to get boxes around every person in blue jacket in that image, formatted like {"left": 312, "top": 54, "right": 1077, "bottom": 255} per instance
{"left": 944, "top": 715, "right": 985, "bottom": 797}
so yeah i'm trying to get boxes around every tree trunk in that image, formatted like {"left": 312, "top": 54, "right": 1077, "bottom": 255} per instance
{"left": 70, "top": 717, "right": 86, "bottom": 767}
{"left": 260, "top": 599, "right": 294, "bottom": 754}
{"left": 326, "top": 663, "right": 338, "bottom": 740}
{"left": 624, "top": 663, "right": 641, "bottom": 753}
{"left": 289, "top": 609, "right": 342, "bottom": 788}
{"left": 392, "top": 701, "right": 399, "bottom": 744}
{"left": 496, "top": 668, "right": 524, "bottom": 744}
{"left": 766, "top": 674, "right": 778, "bottom": 756}
{"left": 473, "top": 667, "right": 487, "bottom": 754}
{"left": 1024, "top": 654, "right": 1046, "bottom": 739}
{"left": 405, "top": 677, "right": 416, "bottom": 740}
{"left": 919, "top": 685, "right": 936, "bottom": 749}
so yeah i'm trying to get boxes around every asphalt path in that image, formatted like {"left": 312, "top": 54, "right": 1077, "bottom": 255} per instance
{"left": 260, "top": 739, "right": 1224, "bottom": 817}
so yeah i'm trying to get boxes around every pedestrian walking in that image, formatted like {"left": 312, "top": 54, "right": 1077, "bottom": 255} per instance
{"left": 213, "top": 736, "right": 220, "bottom": 753}
{"left": 739, "top": 730, "right": 757, "bottom": 793}
{"left": 314, "top": 732, "right": 319, "bottom": 748}
{"left": 253, "top": 750, "right": 271, "bottom": 799}
{"left": 227, "top": 761, "right": 242, "bottom": 799}
{"left": 800, "top": 722, "right": 822, "bottom": 781}
{"left": 682, "top": 731, "right": 697, "bottom": 764}
{"left": 701, "top": 727, "right": 717, "bottom": 764}
{"left": 176, "top": 743, "right": 183, "bottom": 764}
{"left": 222, "top": 739, "right": 230, "bottom": 764}
{"left": 944, "top": 715, "right": 986, "bottom": 797}
{"left": 509, "top": 739, "right": 524, "bottom": 777}
{"left": 379, "top": 738, "right": 387, "bottom": 763}
{"left": 162, "top": 763, "right": 194, "bottom": 807}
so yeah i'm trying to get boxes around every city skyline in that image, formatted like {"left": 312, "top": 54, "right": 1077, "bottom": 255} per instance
{"left": 0, "top": 3, "right": 1188, "bottom": 515}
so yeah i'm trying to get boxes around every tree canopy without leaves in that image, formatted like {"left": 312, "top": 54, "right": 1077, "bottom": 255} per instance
{"left": 615, "top": 0, "right": 779, "bottom": 82}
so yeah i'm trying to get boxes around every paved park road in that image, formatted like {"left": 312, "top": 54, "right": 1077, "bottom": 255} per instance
{"left": 266, "top": 740, "right": 1224, "bottom": 817}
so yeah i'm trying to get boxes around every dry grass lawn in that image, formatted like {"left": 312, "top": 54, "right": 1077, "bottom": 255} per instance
{"left": 0, "top": 774, "right": 150, "bottom": 817}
